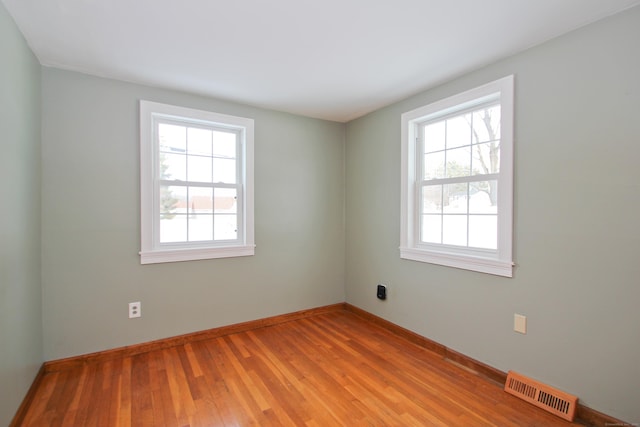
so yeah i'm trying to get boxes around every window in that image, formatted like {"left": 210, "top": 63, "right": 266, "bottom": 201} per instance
{"left": 400, "top": 76, "right": 514, "bottom": 277}
{"left": 140, "top": 101, "right": 254, "bottom": 264}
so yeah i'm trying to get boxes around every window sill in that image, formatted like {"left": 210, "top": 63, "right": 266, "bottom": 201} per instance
{"left": 140, "top": 245, "right": 255, "bottom": 264}
{"left": 399, "top": 246, "right": 513, "bottom": 277}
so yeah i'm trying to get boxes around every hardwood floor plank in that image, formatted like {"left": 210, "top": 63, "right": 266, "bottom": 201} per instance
{"left": 216, "top": 336, "right": 270, "bottom": 424}
{"left": 106, "top": 360, "right": 122, "bottom": 426}
{"left": 275, "top": 324, "right": 370, "bottom": 423}
{"left": 130, "top": 353, "right": 154, "bottom": 427}
{"left": 116, "top": 357, "right": 132, "bottom": 427}
{"left": 245, "top": 329, "right": 345, "bottom": 426}
{"left": 147, "top": 350, "right": 173, "bottom": 427}
{"left": 162, "top": 346, "right": 198, "bottom": 425}
{"left": 241, "top": 332, "right": 314, "bottom": 426}
{"left": 322, "top": 313, "right": 513, "bottom": 425}
{"left": 187, "top": 342, "right": 228, "bottom": 426}
{"left": 183, "top": 343, "right": 204, "bottom": 378}
{"left": 21, "top": 371, "right": 57, "bottom": 425}
{"left": 302, "top": 315, "right": 461, "bottom": 424}
{"left": 18, "top": 309, "right": 585, "bottom": 426}
{"left": 201, "top": 338, "right": 253, "bottom": 426}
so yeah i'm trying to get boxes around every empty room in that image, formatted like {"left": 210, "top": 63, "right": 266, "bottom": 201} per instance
{"left": 1, "top": 0, "right": 639, "bottom": 425}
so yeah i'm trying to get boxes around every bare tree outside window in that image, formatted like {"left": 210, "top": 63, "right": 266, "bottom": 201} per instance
{"left": 469, "top": 107, "right": 500, "bottom": 206}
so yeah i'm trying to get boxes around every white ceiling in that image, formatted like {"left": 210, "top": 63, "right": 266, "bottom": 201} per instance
{"left": 3, "top": 0, "right": 639, "bottom": 122}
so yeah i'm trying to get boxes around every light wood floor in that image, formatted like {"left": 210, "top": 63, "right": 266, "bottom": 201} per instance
{"left": 19, "top": 310, "right": 580, "bottom": 426}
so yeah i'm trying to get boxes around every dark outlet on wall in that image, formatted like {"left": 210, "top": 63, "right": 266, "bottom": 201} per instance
{"left": 376, "top": 284, "right": 387, "bottom": 300}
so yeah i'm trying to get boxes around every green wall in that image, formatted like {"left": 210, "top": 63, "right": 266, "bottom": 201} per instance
{"left": 41, "top": 68, "right": 346, "bottom": 361}
{"left": 345, "top": 6, "right": 640, "bottom": 422}
{"left": 0, "top": 3, "right": 43, "bottom": 425}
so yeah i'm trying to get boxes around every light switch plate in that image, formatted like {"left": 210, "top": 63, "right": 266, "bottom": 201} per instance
{"left": 514, "top": 314, "right": 527, "bottom": 334}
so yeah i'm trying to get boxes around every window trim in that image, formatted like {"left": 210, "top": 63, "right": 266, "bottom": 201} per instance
{"left": 140, "top": 100, "right": 255, "bottom": 264}
{"left": 400, "top": 76, "right": 514, "bottom": 277}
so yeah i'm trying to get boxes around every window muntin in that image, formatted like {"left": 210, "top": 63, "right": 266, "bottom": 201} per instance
{"left": 140, "top": 101, "right": 254, "bottom": 264}
{"left": 400, "top": 76, "right": 513, "bottom": 277}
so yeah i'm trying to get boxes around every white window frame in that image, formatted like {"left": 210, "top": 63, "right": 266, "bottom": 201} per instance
{"left": 140, "top": 100, "right": 255, "bottom": 264}
{"left": 400, "top": 75, "right": 514, "bottom": 277}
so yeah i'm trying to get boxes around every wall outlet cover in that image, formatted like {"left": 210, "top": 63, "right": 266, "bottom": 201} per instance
{"left": 129, "top": 301, "right": 141, "bottom": 318}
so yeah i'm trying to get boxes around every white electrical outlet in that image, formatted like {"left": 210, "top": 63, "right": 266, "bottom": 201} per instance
{"left": 514, "top": 313, "right": 527, "bottom": 334}
{"left": 129, "top": 301, "right": 141, "bottom": 318}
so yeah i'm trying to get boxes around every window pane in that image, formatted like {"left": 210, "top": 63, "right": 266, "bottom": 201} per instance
{"left": 158, "top": 123, "right": 186, "bottom": 153}
{"left": 161, "top": 153, "right": 186, "bottom": 181}
{"left": 469, "top": 181, "right": 497, "bottom": 214}
{"left": 163, "top": 186, "right": 187, "bottom": 215}
{"left": 469, "top": 215, "right": 497, "bottom": 249}
{"left": 422, "top": 185, "right": 442, "bottom": 214}
{"left": 214, "top": 215, "right": 237, "bottom": 241}
{"left": 424, "top": 151, "right": 445, "bottom": 180}
{"left": 159, "top": 185, "right": 180, "bottom": 217}
{"left": 212, "top": 131, "right": 237, "bottom": 158}
{"left": 424, "top": 121, "right": 445, "bottom": 153}
{"left": 215, "top": 188, "right": 237, "bottom": 214}
{"left": 445, "top": 146, "right": 471, "bottom": 178}
{"left": 187, "top": 155, "right": 212, "bottom": 183}
{"left": 187, "top": 128, "right": 212, "bottom": 156}
{"left": 421, "top": 214, "right": 441, "bottom": 244}
{"left": 446, "top": 114, "right": 471, "bottom": 149}
{"left": 472, "top": 105, "right": 500, "bottom": 143}
{"left": 472, "top": 141, "right": 500, "bottom": 175}
{"left": 188, "top": 187, "right": 213, "bottom": 213}
{"left": 213, "top": 158, "right": 236, "bottom": 183}
{"left": 443, "top": 183, "right": 468, "bottom": 214}
{"left": 442, "top": 215, "right": 467, "bottom": 246}
{"left": 188, "top": 214, "right": 213, "bottom": 241}
{"left": 160, "top": 214, "right": 187, "bottom": 243}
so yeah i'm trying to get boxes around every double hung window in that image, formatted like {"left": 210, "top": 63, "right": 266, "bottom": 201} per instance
{"left": 400, "top": 76, "right": 514, "bottom": 276}
{"left": 140, "top": 101, "right": 254, "bottom": 264}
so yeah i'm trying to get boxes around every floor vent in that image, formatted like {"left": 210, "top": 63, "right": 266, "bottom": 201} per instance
{"left": 504, "top": 371, "right": 578, "bottom": 422}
